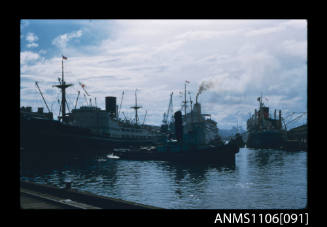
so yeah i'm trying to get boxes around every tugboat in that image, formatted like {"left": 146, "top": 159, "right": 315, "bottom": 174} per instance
{"left": 20, "top": 56, "right": 164, "bottom": 155}
{"left": 113, "top": 81, "right": 242, "bottom": 163}
{"left": 246, "top": 95, "right": 287, "bottom": 149}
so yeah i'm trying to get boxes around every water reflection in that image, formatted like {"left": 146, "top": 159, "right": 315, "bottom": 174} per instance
{"left": 157, "top": 161, "right": 235, "bottom": 185}
{"left": 20, "top": 148, "right": 307, "bottom": 209}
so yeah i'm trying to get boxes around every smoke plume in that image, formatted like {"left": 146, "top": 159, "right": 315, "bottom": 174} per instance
{"left": 196, "top": 80, "right": 215, "bottom": 103}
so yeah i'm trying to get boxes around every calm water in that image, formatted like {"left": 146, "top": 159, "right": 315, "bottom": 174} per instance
{"left": 20, "top": 148, "right": 307, "bottom": 209}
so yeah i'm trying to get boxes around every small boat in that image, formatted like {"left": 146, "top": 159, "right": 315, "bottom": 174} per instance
{"left": 107, "top": 153, "right": 120, "bottom": 159}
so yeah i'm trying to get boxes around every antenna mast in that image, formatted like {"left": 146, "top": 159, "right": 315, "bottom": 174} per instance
{"left": 189, "top": 92, "right": 192, "bottom": 112}
{"left": 130, "top": 89, "right": 142, "bottom": 125}
{"left": 183, "top": 81, "right": 190, "bottom": 116}
{"left": 53, "top": 56, "right": 72, "bottom": 123}
{"left": 184, "top": 82, "right": 187, "bottom": 116}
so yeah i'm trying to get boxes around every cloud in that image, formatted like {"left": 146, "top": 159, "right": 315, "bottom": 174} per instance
{"left": 20, "top": 20, "right": 307, "bottom": 128}
{"left": 246, "top": 25, "right": 285, "bottom": 37}
{"left": 27, "top": 42, "right": 39, "bottom": 48}
{"left": 245, "top": 19, "right": 307, "bottom": 37}
{"left": 39, "top": 49, "right": 47, "bottom": 55}
{"left": 26, "top": 32, "right": 39, "bottom": 43}
{"left": 282, "top": 20, "right": 307, "bottom": 29}
{"left": 52, "top": 30, "right": 83, "bottom": 50}
{"left": 281, "top": 40, "right": 307, "bottom": 57}
{"left": 20, "top": 51, "right": 40, "bottom": 64}
{"left": 25, "top": 32, "right": 39, "bottom": 49}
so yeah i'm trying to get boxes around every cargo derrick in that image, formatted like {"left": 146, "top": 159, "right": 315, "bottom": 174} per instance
{"left": 161, "top": 92, "right": 174, "bottom": 133}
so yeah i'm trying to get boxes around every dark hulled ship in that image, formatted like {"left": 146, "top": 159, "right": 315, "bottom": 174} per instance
{"left": 20, "top": 56, "right": 164, "bottom": 155}
{"left": 113, "top": 82, "right": 243, "bottom": 163}
{"left": 246, "top": 95, "right": 287, "bottom": 149}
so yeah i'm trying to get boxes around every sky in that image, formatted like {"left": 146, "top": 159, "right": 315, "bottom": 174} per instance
{"left": 20, "top": 19, "right": 307, "bottom": 129}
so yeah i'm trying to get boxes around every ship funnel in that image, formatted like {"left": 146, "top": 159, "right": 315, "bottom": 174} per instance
{"left": 193, "top": 102, "right": 201, "bottom": 115}
{"left": 174, "top": 111, "right": 183, "bottom": 142}
{"left": 105, "top": 96, "right": 117, "bottom": 117}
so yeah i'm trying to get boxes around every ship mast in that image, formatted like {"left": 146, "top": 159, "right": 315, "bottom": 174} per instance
{"left": 184, "top": 82, "right": 187, "bottom": 116}
{"left": 131, "top": 89, "right": 142, "bottom": 125}
{"left": 189, "top": 91, "right": 193, "bottom": 123}
{"left": 183, "top": 81, "right": 190, "bottom": 116}
{"left": 53, "top": 56, "right": 72, "bottom": 123}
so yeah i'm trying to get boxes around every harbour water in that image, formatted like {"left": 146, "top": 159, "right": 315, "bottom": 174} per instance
{"left": 20, "top": 148, "right": 307, "bottom": 209}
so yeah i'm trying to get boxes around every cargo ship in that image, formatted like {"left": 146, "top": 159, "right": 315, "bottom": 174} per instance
{"left": 246, "top": 95, "right": 287, "bottom": 149}
{"left": 113, "top": 82, "right": 242, "bottom": 163}
{"left": 20, "top": 56, "right": 164, "bottom": 155}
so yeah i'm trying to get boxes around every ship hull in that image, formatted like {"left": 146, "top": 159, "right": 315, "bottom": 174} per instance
{"left": 246, "top": 130, "right": 286, "bottom": 149}
{"left": 20, "top": 117, "right": 156, "bottom": 155}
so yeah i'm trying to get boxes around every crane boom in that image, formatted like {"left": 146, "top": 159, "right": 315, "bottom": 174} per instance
{"left": 167, "top": 92, "right": 173, "bottom": 119}
{"left": 163, "top": 92, "right": 174, "bottom": 124}
{"left": 74, "top": 91, "right": 80, "bottom": 109}
{"left": 57, "top": 99, "right": 61, "bottom": 116}
{"left": 122, "top": 112, "right": 128, "bottom": 121}
{"left": 118, "top": 90, "right": 124, "bottom": 118}
{"left": 35, "top": 81, "right": 51, "bottom": 113}
{"left": 286, "top": 113, "right": 307, "bottom": 127}
{"left": 83, "top": 94, "right": 88, "bottom": 105}
{"left": 79, "top": 82, "right": 90, "bottom": 96}
{"left": 142, "top": 110, "right": 148, "bottom": 125}
{"left": 66, "top": 99, "right": 70, "bottom": 112}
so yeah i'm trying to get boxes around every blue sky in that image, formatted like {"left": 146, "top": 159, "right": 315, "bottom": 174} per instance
{"left": 20, "top": 19, "right": 307, "bottom": 129}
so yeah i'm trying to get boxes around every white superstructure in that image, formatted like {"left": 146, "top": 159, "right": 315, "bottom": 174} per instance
{"left": 70, "top": 106, "right": 161, "bottom": 142}
{"left": 183, "top": 102, "right": 220, "bottom": 145}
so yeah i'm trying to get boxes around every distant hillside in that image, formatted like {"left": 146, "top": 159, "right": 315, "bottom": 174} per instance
{"left": 218, "top": 126, "right": 246, "bottom": 140}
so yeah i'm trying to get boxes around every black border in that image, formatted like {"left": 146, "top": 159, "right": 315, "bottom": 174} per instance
{"left": 13, "top": 16, "right": 315, "bottom": 225}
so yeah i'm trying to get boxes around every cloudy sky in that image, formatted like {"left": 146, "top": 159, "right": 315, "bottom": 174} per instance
{"left": 20, "top": 19, "right": 307, "bottom": 129}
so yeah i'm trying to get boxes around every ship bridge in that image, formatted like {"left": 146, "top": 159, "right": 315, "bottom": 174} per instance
{"left": 73, "top": 106, "right": 101, "bottom": 112}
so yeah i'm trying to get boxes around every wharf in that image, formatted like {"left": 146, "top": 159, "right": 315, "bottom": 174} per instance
{"left": 20, "top": 181, "right": 162, "bottom": 209}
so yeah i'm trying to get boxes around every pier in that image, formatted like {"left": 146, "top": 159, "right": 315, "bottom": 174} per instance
{"left": 20, "top": 181, "right": 162, "bottom": 209}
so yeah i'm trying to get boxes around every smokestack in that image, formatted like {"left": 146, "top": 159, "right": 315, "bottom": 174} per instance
{"left": 174, "top": 111, "right": 183, "bottom": 142}
{"left": 105, "top": 96, "right": 117, "bottom": 117}
{"left": 193, "top": 103, "right": 201, "bottom": 114}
